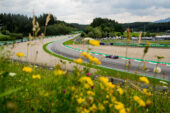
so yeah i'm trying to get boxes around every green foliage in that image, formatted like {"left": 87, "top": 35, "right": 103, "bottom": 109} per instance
{"left": 44, "top": 24, "right": 77, "bottom": 36}
{"left": 0, "top": 13, "right": 77, "bottom": 37}
{"left": 0, "top": 34, "right": 9, "bottom": 40}
{"left": 122, "top": 32, "right": 140, "bottom": 37}
{"left": 93, "top": 27, "right": 102, "bottom": 38}
{"left": 88, "top": 32, "right": 95, "bottom": 38}
{"left": 84, "top": 18, "right": 125, "bottom": 38}
{"left": 0, "top": 33, "right": 23, "bottom": 41}
{"left": 141, "top": 32, "right": 156, "bottom": 37}
{"left": 9, "top": 33, "right": 23, "bottom": 39}
{"left": 69, "top": 23, "right": 88, "bottom": 31}
{"left": 91, "top": 18, "right": 124, "bottom": 33}
{"left": 63, "top": 35, "right": 80, "bottom": 45}
{"left": 1, "top": 30, "right": 10, "bottom": 35}
{"left": 80, "top": 32, "right": 85, "bottom": 37}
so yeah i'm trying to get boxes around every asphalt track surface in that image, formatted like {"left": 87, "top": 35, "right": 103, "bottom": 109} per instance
{"left": 47, "top": 35, "right": 170, "bottom": 81}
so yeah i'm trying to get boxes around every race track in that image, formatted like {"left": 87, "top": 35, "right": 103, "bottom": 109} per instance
{"left": 7, "top": 35, "right": 84, "bottom": 71}
{"left": 47, "top": 35, "right": 170, "bottom": 80}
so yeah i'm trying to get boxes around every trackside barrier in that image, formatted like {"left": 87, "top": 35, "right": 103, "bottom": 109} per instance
{"left": 0, "top": 34, "right": 67, "bottom": 46}
{"left": 100, "top": 42, "right": 170, "bottom": 48}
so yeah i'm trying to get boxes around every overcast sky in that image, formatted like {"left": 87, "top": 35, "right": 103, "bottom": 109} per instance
{"left": 0, "top": 0, "right": 170, "bottom": 24}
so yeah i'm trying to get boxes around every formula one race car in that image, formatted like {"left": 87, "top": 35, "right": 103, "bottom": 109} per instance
{"left": 105, "top": 55, "right": 119, "bottom": 59}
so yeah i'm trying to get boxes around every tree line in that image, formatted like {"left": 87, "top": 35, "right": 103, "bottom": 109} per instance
{"left": 81, "top": 18, "right": 125, "bottom": 38}
{"left": 0, "top": 13, "right": 77, "bottom": 38}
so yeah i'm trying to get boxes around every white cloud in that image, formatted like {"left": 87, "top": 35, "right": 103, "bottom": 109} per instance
{"left": 0, "top": 0, "right": 170, "bottom": 24}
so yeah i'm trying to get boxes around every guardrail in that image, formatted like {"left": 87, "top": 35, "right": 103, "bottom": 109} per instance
{"left": 0, "top": 35, "right": 66, "bottom": 46}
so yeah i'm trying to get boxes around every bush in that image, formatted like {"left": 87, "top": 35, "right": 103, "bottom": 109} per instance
{"left": 0, "top": 35, "right": 16, "bottom": 41}
{"left": 9, "top": 33, "right": 23, "bottom": 39}
{"left": 0, "top": 32, "right": 23, "bottom": 41}
{"left": 45, "top": 24, "right": 77, "bottom": 36}
{"left": 81, "top": 32, "right": 85, "bottom": 37}
{"left": 1, "top": 30, "right": 10, "bottom": 35}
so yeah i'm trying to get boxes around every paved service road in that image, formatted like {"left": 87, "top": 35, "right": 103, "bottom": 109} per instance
{"left": 47, "top": 35, "right": 170, "bottom": 80}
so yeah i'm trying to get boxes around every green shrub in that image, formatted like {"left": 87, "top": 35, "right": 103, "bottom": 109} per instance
{"left": 0, "top": 34, "right": 17, "bottom": 41}
{"left": 0, "top": 35, "right": 10, "bottom": 41}
{"left": 1, "top": 30, "right": 10, "bottom": 35}
{"left": 9, "top": 33, "right": 23, "bottom": 39}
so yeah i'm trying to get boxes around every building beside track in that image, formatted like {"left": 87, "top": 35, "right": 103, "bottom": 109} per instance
{"left": 155, "top": 30, "right": 170, "bottom": 40}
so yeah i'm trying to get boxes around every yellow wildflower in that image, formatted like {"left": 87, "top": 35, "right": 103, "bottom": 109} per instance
{"left": 119, "top": 109, "right": 127, "bottom": 113}
{"left": 89, "top": 40, "right": 100, "bottom": 46}
{"left": 54, "top": 69, "right": 64, "bottom": 75}
{"left": 98, "top": 103, "right": 105, "bottom": 111}
{"left": 89, "top": 104, "right": 97, "bottom": 112}
{"left": 23, "top": 66, "right": 32, "bottom": 73}
{"left": 114, "top": 101, "right": 126, "bottom": 113}
{"left": 114, "top": 102, "right": 124, "bottom": 110}
{"left": 85, "top": 53, "right": 91, "bottom": 59}
{"left": 99, "top": 76, "right": 109, "bottom": 84}
{"left": 80, "top": 52, "right": 87, "bottom": 56}
{"left": 98, "top": 76, "right": 115, "bottom": 89}
{"left": 146, "top": 99, "right": 152, "bottom": 106}
{"left": 143, "top": 89, "right": 151, "bottom": 96}
{"left": 71, "top": 86, "right": 76, "bottom": 91}
{"left": 118, "top": 87, "right": 124, "bottom": 95}
{"left": 91, "top": 57, "right": 101, "bottom": 65}
{"left": 80, "top": 77, "right": 94, "bottom": 89}
{"left": 80, "top": 93, "right": 83, "bottom": 97}
{"left": 32, "top": 74, "right": 41, "bottom": 79}
{"left": 77, "top": 97, "right": 85, "bottom": 104}
{"left": 103, "top": 100, "right": 108, "bottom": 104}
{"left": 74, "top": 58, "right": 83, "bottom": 64}
{"left": 106, "top": 95, "right": 109, "bottom": 99}
{"left": 16, "top": 52, "right": 24, "bottom": 57}
{"left": 109, "top": 104, "right": 113, "bottom": 108}
{"left": 111, "top": 96, "right": 116, "bottom": 102}
{"left": 126, "top": 108, "right": 130, "bottom": 113}
{"left": 133, "top": 96, "right": 146, "bottom": 107}
{"left": 88, "top": 55, "right": 94, "bottom": 62}
{"left": 87, "top": 91, "right": 95, "bottom": 96}
{"left": 139, "top": 77, "right": 149, "bottom": 84}
{"left": 81, "top": 109, "right": 90, "bottom": 113}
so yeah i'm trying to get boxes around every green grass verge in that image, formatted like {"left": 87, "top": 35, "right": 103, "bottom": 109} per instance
{"left": 43, "top": 41, "right": 170, "bottom": 86}
{"left": 63, "top": 35, "right": 80, "bottom": 45}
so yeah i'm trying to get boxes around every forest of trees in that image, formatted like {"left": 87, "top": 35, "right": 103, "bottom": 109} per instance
{"left": 0, "top": 13, "right": 77, "bottom": 40}
{"left": 82, "top": 18, "right": 125, "bottom": 38}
